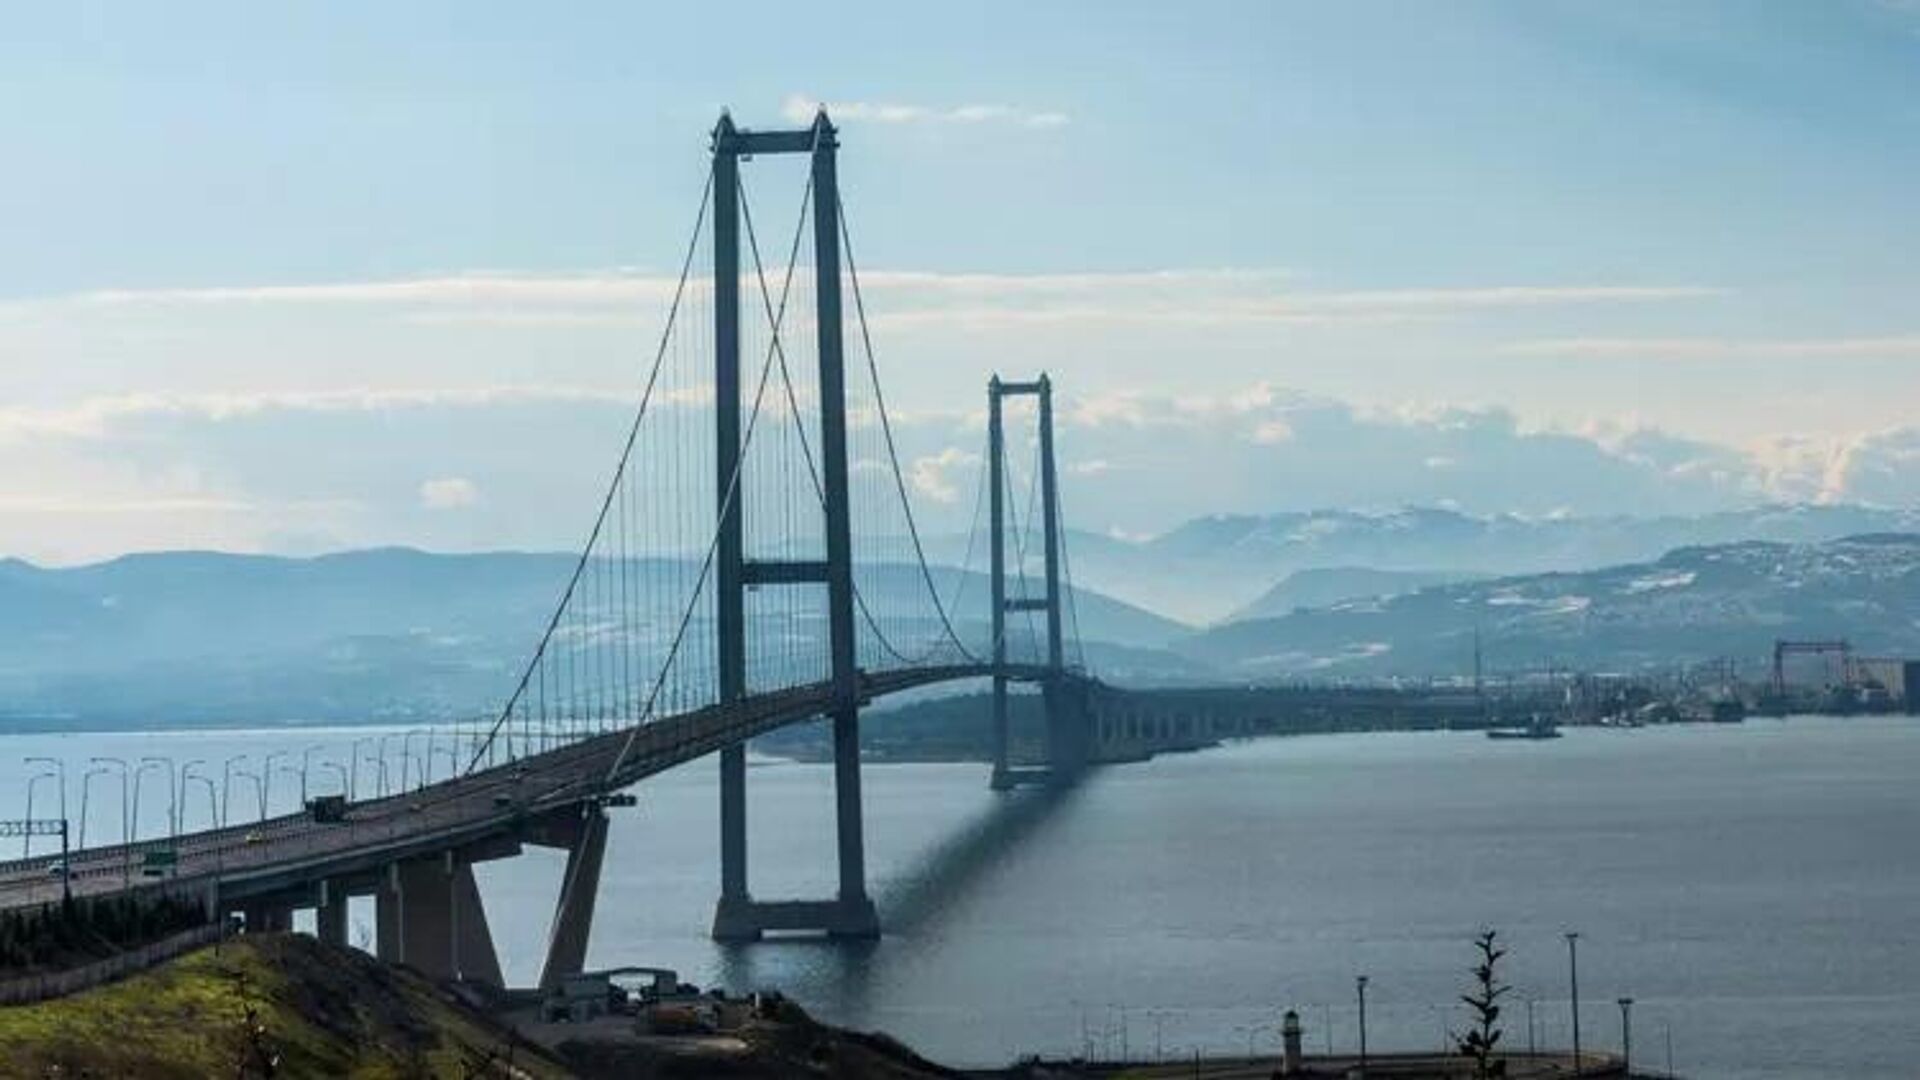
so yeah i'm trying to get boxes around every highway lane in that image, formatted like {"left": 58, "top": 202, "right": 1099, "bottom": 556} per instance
{"left": 0, "top": 664, "right": 1029, "bottom": 913}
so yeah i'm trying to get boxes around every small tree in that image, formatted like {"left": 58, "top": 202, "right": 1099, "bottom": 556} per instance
{"left": 230, "top": 970, "right": 281, "bottom": 1079}
{"left": 1455, "top": 929, "right": 1509, "bottom": 1079}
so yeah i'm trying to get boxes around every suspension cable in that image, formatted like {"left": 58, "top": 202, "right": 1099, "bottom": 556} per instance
{"left": 838, "top": 195, "right": 980, "bottom": 662}
{"left": 467, "top": 172, "right": 713, "bottom": 772}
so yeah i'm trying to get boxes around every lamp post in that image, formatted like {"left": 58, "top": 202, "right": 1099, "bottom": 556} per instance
{"left": 275, "top": 756, "right": 304, "bottom": 816}
{"left": 180, "top": 760, "right": 211, "bottom": 833}
{"left": 298, "top": 745, "right": 324, "bottom": 806}
{"left": 261, "top": 751, "right": 288, "bottom": 816}
{"left": 1526, "top": 996, "right": 1537, "bottom": 1057}
{"left": 1616, "top": 998, "right": 1633, "bottom": 1072}
{"left": 350, "top": 738, "right": 375, "bottom": 802}
{"left": 23, "top": 771, "right": 57, "bottom": 857}
{"left": 318, "top": 761, "right": 349, "bottom": 798}
{"left": 220, "top": 754, "right": 249, "bottom": 827}
{"left": 234, "top": 769, "right": 265, "bottom": 822}
{"left": 1356, "top": 975, "right": 1370, "bottom": 1076}
{"left": 80, "top": 766, "right": 111, "bottom": 848}
{"left": 90, "top": 757, "right": 131, "bottom": 883}
{"left": 1565, "top": 932, "right": 1582, "bottom": 1078}
{"left": 134, "top": 756, "right": 172, "bottom": 842}
{"left": 377, "top": 734, "right": 402, "bottom": 797}
{"left": 24, "top": 757, "right": 66, "bottom": 846}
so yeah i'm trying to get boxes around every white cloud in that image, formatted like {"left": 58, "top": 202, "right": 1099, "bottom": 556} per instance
{"left": 418, "top": 477, "right": 480, "bottom": 510}
{"left": 0, "top": 385, "right": 637, "bottom": 443}
{"left": 781, "top": 94, "right": 1070, "bottom": 129}
{"left": 907, "top": 446, "right": 979, "bottom": 503}
{"left": 1501, "top": 335, "right": 1920, "bottom": 359}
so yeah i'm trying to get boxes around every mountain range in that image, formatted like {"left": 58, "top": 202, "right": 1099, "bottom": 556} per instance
{"left": 1178, "top": 532, "right": 1920, "bottom": 680}
{"left": 0, "top": 549, "right": 1186, "bottom": 729}
{"left": 1029, "top": 503, "right": 1920, "bottom": 623}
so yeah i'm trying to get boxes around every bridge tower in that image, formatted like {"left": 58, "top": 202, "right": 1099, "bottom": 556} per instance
{"left": 988, "top": 374, "right": 1084, "bottom": 788}
{"left": 710, "top": 109, "right": 879, "bottom": 940}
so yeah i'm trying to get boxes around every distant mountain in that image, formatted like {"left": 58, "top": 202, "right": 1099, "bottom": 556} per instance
{"left": 1230, "top": 566, "right": 1478, "bottom": 622}
{"left": 1177, "top": 533, "right": 1920, "bottom": 679}
{"left": 1018, "top": 504, "right": 1920, "bottom": 623}
{"left": 0, "top": 548, "right": 1185, "bottom": 730}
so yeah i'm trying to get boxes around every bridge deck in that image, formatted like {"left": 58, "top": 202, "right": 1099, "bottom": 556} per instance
{"left": 0, "top": 664, "right": 1048, "bottom": 912}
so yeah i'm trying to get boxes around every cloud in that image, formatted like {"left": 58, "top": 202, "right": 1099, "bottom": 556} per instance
{"left": 907, "top": 446, "right": 980, "bottom": 503}
{"left": 0, "top": 385, "right": 637, "bottom": 443}
{"left": 1500, "top": 335, "right": 1920, "bottom": 359}
{"left": 781, "top": 94, "right": 1069, "bottom": 129}
{"left": 0, "top": 269, "right": 1724, "bottom": 346}
{"left": 418, "top": 477, "right": 480, "bottom": 510}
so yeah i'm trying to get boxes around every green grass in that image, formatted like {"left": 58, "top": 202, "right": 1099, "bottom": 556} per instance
{"left": 0, "top": 933, "right": 571, "bottom": 1078}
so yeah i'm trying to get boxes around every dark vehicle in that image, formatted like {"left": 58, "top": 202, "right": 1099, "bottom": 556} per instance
{"left": 306, "top": 794, "right": 348, "bottom": 824}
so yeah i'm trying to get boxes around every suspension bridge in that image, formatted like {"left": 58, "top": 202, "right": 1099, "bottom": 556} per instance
{"left": 0, "top": 110, "right": 1255, "bottom": 988}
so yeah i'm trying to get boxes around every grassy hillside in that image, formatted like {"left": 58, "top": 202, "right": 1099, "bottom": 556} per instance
{"left": 0, "top": 933, "right": 569, "bottom": 1079}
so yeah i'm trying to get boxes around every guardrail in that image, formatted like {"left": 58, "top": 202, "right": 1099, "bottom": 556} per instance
{"left": 0, "top": 921, "right": 225, "bottom": 1006}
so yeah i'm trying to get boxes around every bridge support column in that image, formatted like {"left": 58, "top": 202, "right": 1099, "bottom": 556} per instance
{"left": 241, "top": 903, "right": 291, "bottom": 933}
{"left": 453, "top": 863, "right": 505, "bottom": 987}
{"left": 315, "top": 880, "right": 348, "bottom": 947}
{"left": 539, "top": 808, "right": 608, "bottom": 990}
{"left": 396, "top": 856, "right": 456, "bottom": 979}
{"left": 375, "top": 867, "right": 402, "bottom": 963}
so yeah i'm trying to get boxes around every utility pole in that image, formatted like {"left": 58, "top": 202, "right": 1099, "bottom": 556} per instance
{"left": 1356, "top": 975, "right": 1370, "bottom": 1076}
{"left": 1616, "top": 997, "right": 1633, "bottom": 1072}
{"left": 1566, "top": 932, "right": 1582, "bottom": 1078}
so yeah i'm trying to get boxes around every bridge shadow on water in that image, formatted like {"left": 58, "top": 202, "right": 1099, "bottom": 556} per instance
{"left": 711, "top": 774, "right": 1090, "bottom": 1013}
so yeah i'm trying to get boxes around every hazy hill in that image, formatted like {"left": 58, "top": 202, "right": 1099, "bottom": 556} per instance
{"left": 1024, "top": 503, "right": 1920, "bottom": 623}
{"left": 1177, "top": 533, "right": 1920, "bottom": 679}
{"left": 0, "top": 548, "right": 1185, "bottom": 730}
{"left": 1229, "top": 566, "right": 1478, "bottom": 622}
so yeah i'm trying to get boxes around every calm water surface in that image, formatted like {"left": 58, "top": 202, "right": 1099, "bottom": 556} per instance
{"left": 4, "top": 716, "right": 1916, "bottom": 1078}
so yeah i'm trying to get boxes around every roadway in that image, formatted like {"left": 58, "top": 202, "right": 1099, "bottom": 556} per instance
{"left": 0, "top": 663, "right": 1043, "bottom": 913}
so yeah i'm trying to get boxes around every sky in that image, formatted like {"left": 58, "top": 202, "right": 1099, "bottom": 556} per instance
{"left": 3, "top": 1, "right": 1920, "bottom": 563}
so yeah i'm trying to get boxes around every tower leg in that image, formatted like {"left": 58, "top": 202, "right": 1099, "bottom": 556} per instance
{"left": 539, "top": 809, "right": 608, "bottom": 990}
{"left": 990, "top": 675, "right": 1013, "bottom": 789}
{"left": 830, "top": 706, "right": 879, "bottom": 938}
{"left": 711, "top": 744, "right": 758, "bottom": 940}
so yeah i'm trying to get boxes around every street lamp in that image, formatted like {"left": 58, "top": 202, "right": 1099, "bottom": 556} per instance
{"left": 1616, "top": 997, "right": 1633, "bottom": 1072}
{"left": 261, "top": 751, "right": 288, "bottom": 815}
{"left": 234, "top": 769, "right": 266, "bottom": 823}
{"left": 80, "top": 766, "right": 111, "bottom": 848}
{"left": 24, "top": 756, "right": 67, "bottom": 840}
{"left": 1356, "top": 975, "right": 1370, "bottom": 1076}
{"left": 399, "top": 726, "right": 426, "bottom": 787}
{"left": 350, "top": 737, "right": 376, "bottom": 801}
{"left": 180, "top": 760, "right": 211, "bottom": 832}
{"left": 1566, "top": 932, "right": 1582, "bottom": 1078}
{"left": 377, "top": 734, "right": 402, "bottom": 797}
{"left": 298, "top": 745, "right": 325, "bottom": 805}
{"left": 318, "top": 761, "right": 349, "bottom": 798}
{"left": 23, "top": 770, "right": 57, "bottom": 857}
{"left": 90, "top": 757, "right": 132, "bottom": 881}
{"left": 136, "top": 756, "right": 174, "bottom": 841}
{"left": 221, "top": 754, "right": 249, "bottom": 827}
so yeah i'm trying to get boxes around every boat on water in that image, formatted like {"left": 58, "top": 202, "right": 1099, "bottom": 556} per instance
{"left": 1487, "top": 715, "right": 1563, "bottom": 740}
